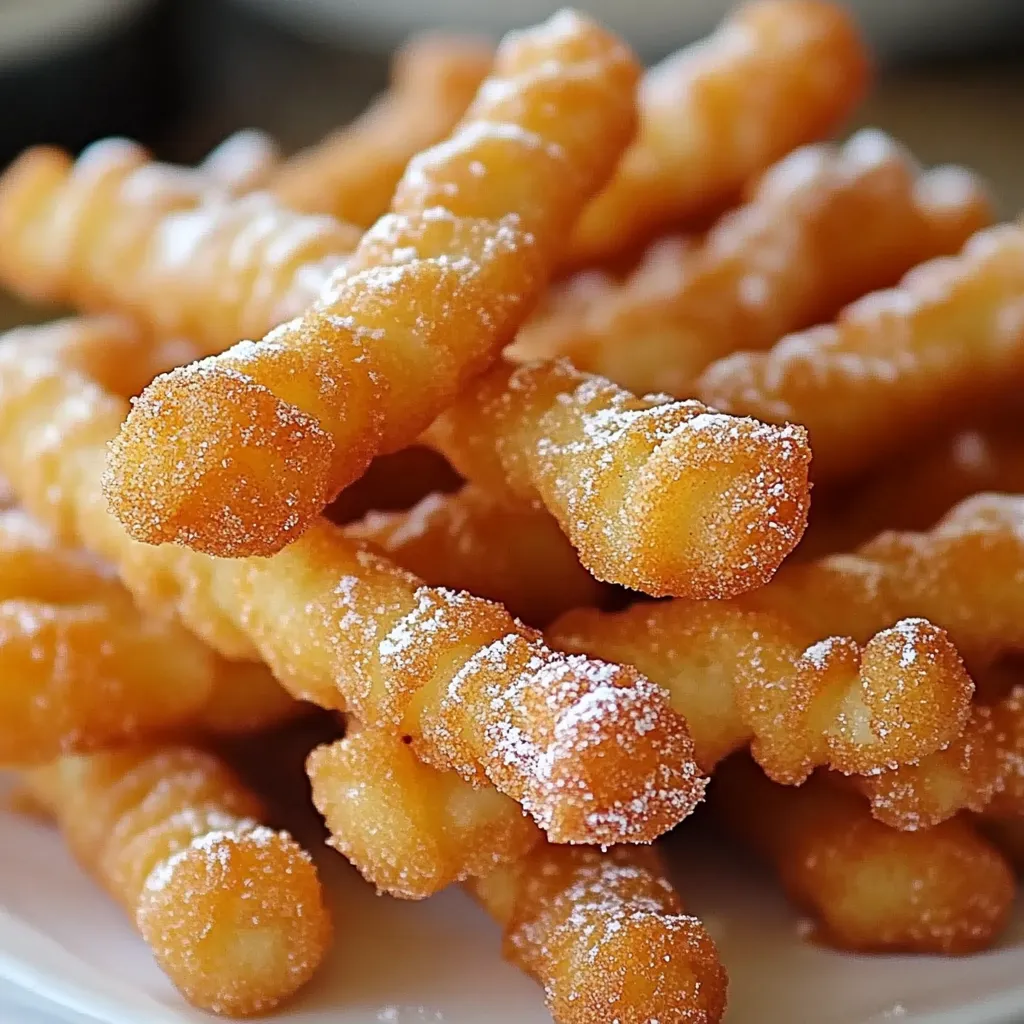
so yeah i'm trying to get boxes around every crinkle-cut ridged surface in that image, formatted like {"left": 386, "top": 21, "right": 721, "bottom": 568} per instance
{"left": 8, "top": 315, "right": 203, "bottom": 401}
{"left": 308, "top": 724, "right": 542, "bottom": 899}
{"left": 798, "top": 425, "right": 1024, "bottom": 561}
{"left": 714, "top": 758, "right": 1015, "bottom": 955}
{"left": 198, "top": 128, "right": 281, "bottom": 194}
{"left": 270, "top": 34, "right": 492, "bottom": 226}
{"left": 0, "top": 135, "right": 362, "bottom": 356}
{"left": 851, "top": 696, "right": 1006, "bottom": 831}
{"left": 551, "top": 601, "right": 972, "bottom": 784}
{"left": 104, "top": 11, "right": 641, "bottom": 558}
{"left": 565, "top": 0, "right": 870, "bottom": 267}
{"left": 23, "top": 745, "right": 332, "bottom": 1016}
{"left": 696, "top": 223, "right": 1024, "bottom": 481}
{"left": 515, "top": 131, "right": 992, "bottom": 396}
{"left": 0, "top": 322, "right": 705, "bottom": 847}
{"left": 751, "top": 491, "right": 1024, "bottom": 674}
{"left": 469, "top": 843, "right": 728, "bottom": 1024}
{"left": 0, "top": 506, "right": 299, "bottom": 761}
{"left": 346, "top": 483, "right": 604, "bottom": 626}
{"left": 426, "top": 358, "right": 811, "bottom": 599}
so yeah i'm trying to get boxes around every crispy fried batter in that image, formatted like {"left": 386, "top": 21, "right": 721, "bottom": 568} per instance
{"left": 516, "top": 132, "right": 991, "bottom": 394}
{"left": 270, "top": 34, "right": 493, "bottom": 225}
{"left": 24, "top": 745, "right": 331, "bottom": 1016}
{"left": 754, "top": 492, "right": 1024, "bottom": 673}
{"left": 851, "top": 696, "right": 1007, "bottom": 831}
{"left": 426, "top": 358, "right": 811, "bottom": 598}
{"left": 714, "top": 759, "right": 1015, "bottom": 955}
{"left": 308, "top": 724, "right": 542, "bottom": 898}
{"left": 566, "top": 0, "right": 869, "bottom": 266}
{"left": 199, "top": 129, "right": 282, "bottom": 194}
{"left": 697, "top": 223, "right": 1024, "bottom": 481}
{"left": 0, "top": 320, "right": 706, "bottom": 846}
{"left": 800, "top": 425, "right": 1024, "bottom": 560}
{"left": 551, "top": 603, "right": 971, "bottom": 783}
{"left": 104, "top": 13, "right": 641, "bottom": 558}
{"left": 0, "top": 507, "right": 299, "bottom": 763}
{"left": 0, "top": 139, "right": 362, "bottom": 355}
{"left": 346, "top": 483, "right": 605, "bottom": 626}
{"left": 470, "top": 844, "right": 728, "bottom": 1024}
{"left": 308, "top": 726, "right": 727, "bottom": 1021}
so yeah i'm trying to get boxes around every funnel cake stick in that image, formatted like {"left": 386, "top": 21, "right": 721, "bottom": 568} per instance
{"left": 24, "top": 744, "right": 331, "bottom": 1016}
{"left": 697, "top": 223, "right": 1024, "bottom": 481}
{"left": 518, "top": 132, "right": 991, "bottom": 396}
{"left": 425, "top": 358, "right": 811, "bottom": 599}
{"left": 713, "top": 759, "right": 1014, "bottom": 955}
{"left": 105, "top": 12, "right": 642, "bottom": 558}
{"left": 0, "top": 320, "right": 705, "bottom": 847}
{"left": 565, "top": 0, "right": 870, "bottom": 266}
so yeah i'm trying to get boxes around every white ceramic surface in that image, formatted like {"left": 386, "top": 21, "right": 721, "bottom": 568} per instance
{"left": 235, "top": 0, "right": 1019, "bottom": 56}
{"left": 2, "top": 775, "right": 1024, "bottom": 1024}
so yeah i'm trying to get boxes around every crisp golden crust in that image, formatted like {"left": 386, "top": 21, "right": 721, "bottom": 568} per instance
{"left": 714, "top": 760, "right": 1015, "bottom": 955}
{"left": 0, "top": 507, "right": 299, "bottom": 762}
{"left": 346, "top": 483, "right": 605, "bottom": 626}
{"left": 24, "top": 745, "right": 331, "bottom": 1016}
{"left": 0, "top": 321, "right": 705, "bottom": 847}
{"left": 104, "top": 12, "right": 641, "bottom": 558}
{"left": 566, "top": 0, "right": 870, "bottom": 266}
{"left": 426, "top": 359, "right": 811, "bottom": 599}
{"left": 516, "top": 132, "right": 992, "bottom": 394}
{"left": 552, "top": 603, "right": 971, "bottom": 783}
{"left": 270, "top": 34, "right": 493, "bottom": 225}
{"left": 799, "top": 426, "right": 1024, "bottom": 560}
{"left": 852, "top": 700, "right": 1005, "bottom": 831}
{"left": 697, "top": 223, "right": 1024, "bottom": 481}
{"left": 0, "top": 137, "right": 352, "bottom": 357}
{"left": 308, "top": 725, "right": 542, "bottom": 898}
{"left": 469, "top": 844, "right": 727, "bottom": 1024}
{"left": 753, "top": 492, "right": 1024, "bottom": 674}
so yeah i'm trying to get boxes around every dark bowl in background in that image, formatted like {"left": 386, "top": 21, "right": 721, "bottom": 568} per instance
{"left": 0, "top": 0, "right": 180, "bottom": 165}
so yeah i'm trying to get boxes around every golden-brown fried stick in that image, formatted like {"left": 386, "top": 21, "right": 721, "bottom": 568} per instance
{"left": 566, "top": 0, "right": 869, "bottom": 266}
{"left": 0, "top": 507, "right": 299, "bottom": 764}
{"left": 270, "top": 34, "right": 492, "bottom": 225}
{"left": 199, "top": 128, "right": 282, "bottom": 193}
{"left": 0, "top": 319, "right": 706, "bottom": 846}
{"left": 753, "top": 492, "right": 1024, "bottom": 674}
{"left": 800, "top": 425, "right": 1024, "bottom": 560}
{"left": 307, "top": 727, "right": 727, "bottom": 1023}
{"left": 552, "top": 602, "right": 971, "bottom": 784}
{"left": 105, "top": 12, "right": 642, "bottom": 558}
{"left": 0, "top": 139, "right": 362, "bottom": 356}
{"left": 346, "top": 484, "right": 605, "bottom": 626}
{"left": 469, "top": 843, "right": 728, "bottom": 1024}
{"left": 516, "top": 131, "right": 992, "bottom": 395}
{"left": 850, "top": 690, "right": 1013, "bottom": 832}
{"left": 697, "top": 223, "right": 1024, "bottom": 481}
{"left": 713, "top": 758, "right": 1015, "bottom": 955}
{"left": 308, "top": 724, "right": 542, "bottom": 898}
{"left": 24, "top": 744, "right": 332, "bottom": 1016}
{"left": 425, "top": 358, "right": 811, "bottom": 599}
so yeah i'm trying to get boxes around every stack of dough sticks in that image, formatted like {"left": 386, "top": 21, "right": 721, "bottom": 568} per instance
{"left": 3, "top": 1, "right": 1024, "bottom": 1020}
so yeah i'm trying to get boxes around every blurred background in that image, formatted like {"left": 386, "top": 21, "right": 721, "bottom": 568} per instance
{"left": 1, "top": 0, "right": 1022, "bottom": 208}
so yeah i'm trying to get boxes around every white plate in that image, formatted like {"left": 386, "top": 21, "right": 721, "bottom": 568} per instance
{"left": 2, "top": 781, "right": 1024, "bottom": 1024}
